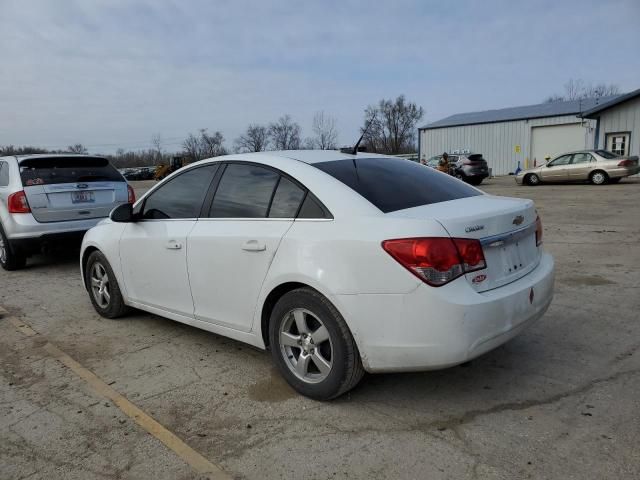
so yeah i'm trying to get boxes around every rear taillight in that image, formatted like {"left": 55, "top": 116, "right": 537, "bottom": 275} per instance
{"left": 8, "top": 191, "right": 31, "bottom": 213}
{"left": 535, "top": 215, "right": 543, "bottom": 246}
{"left": 382, "top": 237, "right": 486, "bottom": 287}
{"left": 618, "top": 159, "right": 634, "bottom": 167}
{"left": 127, "top": 184, "right": 136, "bottom": 203}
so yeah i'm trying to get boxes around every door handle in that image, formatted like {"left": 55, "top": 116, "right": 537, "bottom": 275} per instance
{"left": 242, "top": 240, "right": 266, "bottom": 252}
{"left": 165, "top": 240, "right": 182, "bottom": 250}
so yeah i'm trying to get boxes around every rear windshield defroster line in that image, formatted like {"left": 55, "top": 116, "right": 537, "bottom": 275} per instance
{"left": 313, "top": 157, "right": 481, "bottom": 213}
{"left": 20, "top": 157, "right": 123, "bottom": 186}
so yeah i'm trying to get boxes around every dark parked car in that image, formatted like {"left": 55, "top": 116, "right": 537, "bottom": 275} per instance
{"left": 426, "top": 153, "right": 489, "bottom": 185}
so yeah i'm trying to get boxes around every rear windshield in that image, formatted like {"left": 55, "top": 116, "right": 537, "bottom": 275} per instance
{"left": 314, "top": 157, "right": 481, "bottom": 213}
{"left": 467, "top": 154, "right": 485, "bottom": 162}
{"left": 595, "top": 150, "right": 619, "bottom": 159}
{"left": 20, "top": 157, "right": 123, "bottom": 186}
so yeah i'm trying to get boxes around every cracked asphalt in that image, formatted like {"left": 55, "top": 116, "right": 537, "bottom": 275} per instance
{"left": 1, "top": 176, "right": 639, "bottom": 479}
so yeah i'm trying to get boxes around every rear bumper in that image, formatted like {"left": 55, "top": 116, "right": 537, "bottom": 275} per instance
{"left": 607, "top": 166, "right": 640, "bottom": 178}
{"left": 3, "top": 213, "right": 104, "bottom": 240}
{"left": 337, "top": 253, "right": 555, "bottom": 373}
{"left": 9, "top": 231, "right": 87, "bottom": 254}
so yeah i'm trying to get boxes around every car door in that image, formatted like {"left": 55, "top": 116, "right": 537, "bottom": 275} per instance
{"left": 566, "top": 152, "right": 594, "bottom": 181}
{"left": 540, "top": 154, "right": 571, "bottom": 182}
{"left": 187, "top": 163, "right": 306, "bottom": 332}
{"left": 119, "top": 164, "right": 218, "bottom": 317}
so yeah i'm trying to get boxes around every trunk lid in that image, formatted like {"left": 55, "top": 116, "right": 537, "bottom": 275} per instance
{"left": 388, "top": 195, "right": 540, "bottom": 292}
{"left": 19, "top": 156, "right": 128, "bottom": 223}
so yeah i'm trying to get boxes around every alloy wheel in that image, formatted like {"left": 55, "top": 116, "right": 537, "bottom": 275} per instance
{"left": 592, "top": 172, "right": 606, "bottom": 185}
{"left": 90, "top": 262, "right": 111, "bottom": 308}
{"left": 279, "top": 308, "right": 333, "bottom": 384}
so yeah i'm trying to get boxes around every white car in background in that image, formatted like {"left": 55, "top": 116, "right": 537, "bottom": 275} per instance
{"left": 81, "top": 150, "right": 555, "bottom": 399}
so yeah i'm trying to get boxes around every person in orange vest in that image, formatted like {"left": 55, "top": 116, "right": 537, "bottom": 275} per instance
{"left": 438, "top": 152, "right": 450, "bottom": 174}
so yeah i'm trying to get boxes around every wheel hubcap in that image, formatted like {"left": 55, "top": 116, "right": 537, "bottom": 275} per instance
{"left": 279, "top": 308, "right": 333, "bottom": 384}
{"left": 593, "top": 173, "right": 605, "bottom": 184}
{"left": 90, "top": 262, "right": 111, "bottom": 308}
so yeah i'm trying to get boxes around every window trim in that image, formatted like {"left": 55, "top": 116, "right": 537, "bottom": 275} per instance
{"left": 203, "top": 161, "right": 332, "bottom": 220}
{"left": 605, "top": 131, "right": 632, "bottom": 157}
{"left": 137, "top": 163, "right": 220, "bottom": 221}
{"left": 0, "top": 161, "right": 9, "bottom": 187}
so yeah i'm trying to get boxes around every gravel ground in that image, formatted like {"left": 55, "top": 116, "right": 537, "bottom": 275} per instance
{"left": 1, "top": 175, "right": 639, "bottom": 479}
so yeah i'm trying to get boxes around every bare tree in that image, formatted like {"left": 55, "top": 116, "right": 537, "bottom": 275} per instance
{"left": 361, "top": 95, "right": 424, "bottom": 154}
{"left": 67, "top": 144, "right": 88, "bottom": 154}
{"left": 268, "top": 115, "right": 301, "bottom": 150}
{"left": 311, "top": 111, "right": 338, "bottom": 150}
{"left": 234, "top": 124, "right": 269, "bottom": 152}
{"left": 181, "top": 129, "right": 227, "bottom": 162}
{"left": 545, "top": 79, "right": 621, "bottom": 103}
{"left": 301, "top": 137, "right": 317, "bottom": 150}
{"left": 151, "top": 133, "right": 163, "bottom": 165}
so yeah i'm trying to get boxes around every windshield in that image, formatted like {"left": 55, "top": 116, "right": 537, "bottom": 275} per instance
{"left": 20, "top": 157, "right": 123, "bottom": 186}
{"left": 595, "top": 150, "right": 620, "bottom": 159}
{"left": 314, "top": 157, "right": 481, "bottom": 213}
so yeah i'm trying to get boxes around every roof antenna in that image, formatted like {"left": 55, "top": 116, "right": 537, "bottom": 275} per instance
{"left": 341, "top": 116, "right": 375, "bottom": 155}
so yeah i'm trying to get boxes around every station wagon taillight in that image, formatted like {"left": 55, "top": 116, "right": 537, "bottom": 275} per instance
{"left": 8, "top": 191, "right": 31, "bottom": 213}
{"left": 127, "top": 184, "right": 136, "bottom": 203}
{"left": 382, "top": 237, "right": 486, "bottom": 287}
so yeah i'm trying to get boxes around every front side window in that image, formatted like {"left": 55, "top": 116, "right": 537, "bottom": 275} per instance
{"left": 142, "top": 165, "right": 218, "bottom": 219}
{"left": 547, "top": 155, "right": 571, "bottom": 167}
{"left": 209, "top": 164, "right": 279, "bottom": 218}
{"left": 0, "top": 161, "right": 9, "bottom": 187}
{"left": 314, "top": 157, "right": 481, "bottom": 213}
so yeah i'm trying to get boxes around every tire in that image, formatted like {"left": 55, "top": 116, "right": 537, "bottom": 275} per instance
{"left": 468, "top": 177, "right": 483, "bottom": 186}
{"left": 0, "top": 223, "right": 26, "bottom": 271}
{"left": 590, "top": 170, "right": 608, "bottom": 185}
{"left": 609, "top": 177, "right": 621, "bottom": 184}
{"left": 269, "top": 288, "right": 364, "bottom": 400}
{"left": 84, "top": 251, "right": 129, "bottom": 318}
{"left": 525, "top": 173, "right": 540, "bottom": 186}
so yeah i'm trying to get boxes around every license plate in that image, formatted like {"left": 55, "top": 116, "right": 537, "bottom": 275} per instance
{"left": 72, "top": 191, "right": 94, "bottom": 203}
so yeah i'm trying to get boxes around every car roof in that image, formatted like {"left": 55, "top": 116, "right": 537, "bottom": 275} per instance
{"left": 2, "top": 154, "right": 108, "bottom": 164}
{"left": 204, "top": 149, "right": 393, "bottom": 165}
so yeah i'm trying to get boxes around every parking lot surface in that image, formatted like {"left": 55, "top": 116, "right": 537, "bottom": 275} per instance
{"left": 2, "top": 176, "right": 639, "bottom": 479}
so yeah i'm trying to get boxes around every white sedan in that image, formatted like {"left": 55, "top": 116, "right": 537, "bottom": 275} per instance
{"left": 81, "top": 150, "right": 555, "bottom": 399}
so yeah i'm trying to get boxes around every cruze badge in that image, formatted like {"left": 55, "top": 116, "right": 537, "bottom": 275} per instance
{"left": 465, "top": 225, "right": 484, "bottom": 233}
{"left": 513, "top": 215, "right": 524, "bottom": 226}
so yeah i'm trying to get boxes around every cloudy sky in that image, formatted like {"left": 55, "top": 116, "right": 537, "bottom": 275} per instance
{"left": 1, "top": 0, "right": 639, "bottom": 153}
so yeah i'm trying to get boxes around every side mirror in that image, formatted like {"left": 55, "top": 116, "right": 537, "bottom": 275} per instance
{"left": 110, "top": 203, "right": 136, "bottom": 223}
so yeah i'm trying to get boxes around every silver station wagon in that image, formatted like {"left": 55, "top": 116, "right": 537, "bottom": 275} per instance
{"left": 0, "top": 154, "right": 133, "bottom": 270}
{"left": 516, "top": 149, "right": 640, "bottom": 186}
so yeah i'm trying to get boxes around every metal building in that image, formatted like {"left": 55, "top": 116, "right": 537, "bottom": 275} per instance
{"left": 581, "top": 88, "right": 640, "bottom": 158}
{"left": 418, "top": 96, "right": 619, "bottom": 176}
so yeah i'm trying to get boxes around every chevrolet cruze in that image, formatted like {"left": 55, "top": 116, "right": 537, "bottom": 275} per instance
{"left": 81, "top": 150, "right": 555, "bottom": 399}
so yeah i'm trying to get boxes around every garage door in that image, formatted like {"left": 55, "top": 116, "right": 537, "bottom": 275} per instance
{"left": 531, "top": 123, "right": 587, "bottom": 164}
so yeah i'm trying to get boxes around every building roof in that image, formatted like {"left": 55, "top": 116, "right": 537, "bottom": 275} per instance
{"left": 421, "top": 95, "right": 620, "bottom": 130}
{"left": 580, "top": 88, "right": 640, "bottom": 118}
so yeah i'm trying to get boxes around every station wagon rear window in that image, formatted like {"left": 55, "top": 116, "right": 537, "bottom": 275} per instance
{"left": 314, "top": 157, "right": 481, "bottom": 213}
{"left": 19, "top": 157, "right": 123, "bottom": 186}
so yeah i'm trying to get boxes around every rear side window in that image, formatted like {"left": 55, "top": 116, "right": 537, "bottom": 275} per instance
{"left": 314, "top": 157, "right": 481, "bottom": 213}
{"left": 209, "top": 164, "right": 279, "bottom": 218}
{"left": 19, "top": 157, "right": 123, "bottom": 186}
{"left": 0, "top": 161, "right": 9, "bottom": 186}
{"left": 142, "top": 165, "right": 218, "bottom": 219}
{"left": 269, "top": 176, "right": 306, "bottom": 218}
